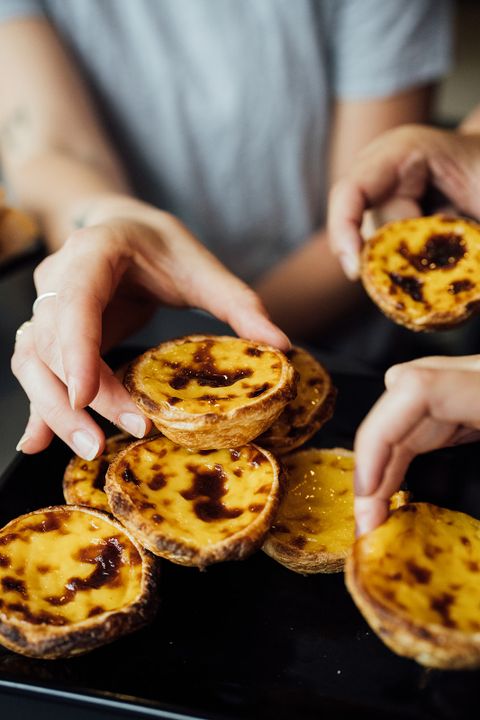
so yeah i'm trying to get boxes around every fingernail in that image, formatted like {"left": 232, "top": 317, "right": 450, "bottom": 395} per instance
{"left": 354, "top": 498, "right": 371, "bottom": 537}
{"left": 68, "top": 380, "right": 77, "bottom": 410}
{"left": 72, "top": 430, "right": 99, "bottom": 461}
{"left": 354, "top": 469, "right": 368, "bottom": 497}
{"left": 339, "top": 253, "right": 359, "bottom": 280}
{"left": 16, "top": 433, "right": 29, "bottom": 452}
{"left": 355, "top": 516, "right": 368, "bottom": 538}
{"left": 385, "top": 364, "right": 401, "bottom": 387}
{"left": 119, "top": 413, "right": 147, "bottom": 438}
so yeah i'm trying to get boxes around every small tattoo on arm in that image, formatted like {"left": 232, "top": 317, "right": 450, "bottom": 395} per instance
{"left": 73, "top": 214, "right": 87, "bottom": 229}
{"left": 0, "top": 107, "right": 30, "bottom": 154}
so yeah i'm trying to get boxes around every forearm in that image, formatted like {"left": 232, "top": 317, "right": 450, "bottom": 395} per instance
{"left": 0, "top": 18, "right": 130, "bottom": 249}
{"left": 3, "top": 149, "right": 130, "bottom": 249}
{"left": 254, "top": 230, "right": 363, "bottom": 337}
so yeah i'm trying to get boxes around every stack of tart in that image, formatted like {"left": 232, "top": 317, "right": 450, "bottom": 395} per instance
{"left": 66, "top": 335, "right": 341, "bottom": 574}
{"left": 0, "top": 334, "right": 342, "bottom": 659}
{"left": 3, "top": 329, "right": 477, "bottom": 670}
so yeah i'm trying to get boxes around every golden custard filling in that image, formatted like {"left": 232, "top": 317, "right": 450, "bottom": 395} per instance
{"left": 0, "top": 509, "right": 143, "bottom": 626}
{"left": 136, "top": 337, "right": 284, "bottom": 414}
{"left": 112, "top": 436, "right": 275, "bottom": 546}
{"left": 357, "top": 504, "right": 480, "bottom": 633}
{"left": 270, "top": 449, "right": 354, "bottom": 554}
{"left": 64, "top": 433, "right": 131, "bottom": 512}
{"left": 364, "top": 216, "right": 480, "bottom": 320}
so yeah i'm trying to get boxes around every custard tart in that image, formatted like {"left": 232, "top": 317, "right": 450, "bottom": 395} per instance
{"left": 346, "top": 503, "right": 480, "bottom": 669}
{"left": 259, "top": 347, "right": 336, "bottom": 454}
{"left": 105, "top": 435, "right": 282, "bottom": 568}
{"left": 361, "top": 215, "right": 480, "bottom": 331}
{"left": 263, "top": 448, "right": 355, "bottom": 573}
{"left": 63, "top": 433, "right": 132, "bottom": 512}
{"left": 0, "top": 505, "right": 158, "bottom": 659}
{"left": 263, "top": 448, "right": 408, "bottom": 574}
{"left": 124, "top": 335, "right": 297, "bottom": 450}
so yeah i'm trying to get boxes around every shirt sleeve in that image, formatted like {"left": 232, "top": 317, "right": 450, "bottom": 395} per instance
{"left": 329, "top": 0, "right": 453, "bottom": 100}
{"left": 0, "top": 0, "right": 43, "bottom": 23}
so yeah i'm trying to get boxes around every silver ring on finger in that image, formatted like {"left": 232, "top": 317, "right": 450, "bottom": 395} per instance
{"left": 32, "top": 291, "right": 58, "bottom": 316}
{"left": 15, "top": 320, "right": 34, "bottom": 341}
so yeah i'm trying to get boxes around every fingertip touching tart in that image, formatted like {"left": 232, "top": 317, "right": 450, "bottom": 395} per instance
{"left": 264, "top": 449, "right": 408, "bottom": 574}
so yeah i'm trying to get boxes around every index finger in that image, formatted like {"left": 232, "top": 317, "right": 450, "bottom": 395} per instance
{"left": 50, "top": 229, "right": 127, "bottom": 408}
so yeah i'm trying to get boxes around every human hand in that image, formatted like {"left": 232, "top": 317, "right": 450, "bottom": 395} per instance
{"left": 354, "top": 355, "right": 480, "bottom": 536}
{"left": 12, "top": 195, "right": 289, "bottom": 460}
{"left": 328, "top": 124, "right": 480, "bottom": 279}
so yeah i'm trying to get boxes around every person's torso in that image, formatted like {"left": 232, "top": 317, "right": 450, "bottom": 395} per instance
{"left": 44, "top": 0, "right": 332, "bottom": 279}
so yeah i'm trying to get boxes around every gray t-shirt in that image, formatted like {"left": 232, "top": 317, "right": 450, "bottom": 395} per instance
{"left": 0, "top": 0, "right": 452, "bottom": 280}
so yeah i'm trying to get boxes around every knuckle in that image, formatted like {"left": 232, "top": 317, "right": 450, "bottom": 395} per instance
{"left": 64, "top": 227, "right": 92, "bottom": 249}
{"left": 11, "top": 346, "right": 34, "bottom": 378}
{"left": 43, "top": 401, "right": 65, "bottom": 429}
{"left": 34, "top": 330, "right": 58, "bottom": 366}
{"left": 33, "top": 256, "right": 53, "bottom": 287}
{"left": 397, "top": 365, "right": 432, "bottom": 395}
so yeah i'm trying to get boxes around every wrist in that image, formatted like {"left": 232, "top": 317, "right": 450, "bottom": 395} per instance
{"left": 69, "top": 193, "right": 173, "bottom": 234}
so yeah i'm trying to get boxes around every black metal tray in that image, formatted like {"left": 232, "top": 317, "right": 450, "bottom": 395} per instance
{"left": 1, "top": 366, "right": 480, "bottom": 720}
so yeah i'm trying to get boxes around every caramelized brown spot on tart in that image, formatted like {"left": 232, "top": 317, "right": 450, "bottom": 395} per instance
{"left": 87, "top": 605, "right": 105, "bottom": 618}
{"left": 1, "top": 576, "right": 28, "bottom": 597}
{"left": 36, "top": 564, "right": 51, "bottom": 575}
{"left": 290, "top": 536, "right": 307, "bottom": 549}
{"left": 26, "top": 514, "right": 65, "bottom": 533}
{"left": 398, "top": 234, "right": 466, "bottom": 272}
{"left": 449, "top": 279, "right": 474, "bottom": 295}
{"left": 247, "top": 383, "right": 271, "bottom": 398}
{"left": 245, "top": 346, "right": 263, "bottom": 357}
{"left": 122, "top": 465, "right": 140, "bottom": 486}
{"left": 148, "top": 473, "right": 168, "bottom": 491}
{"left": 45, "top": 538, "right": 123, "bottom": 607}
{"left": 182, "top": 463, "right": 243, "bottom": 522}
{"left": 7, "top": 602, "right": 68, "bottom": 626}
{"left": 388, "top": 272, "right": 424, "bottom": 302}
{"left": 406, "top": 560, "right": 432, "bottom": 584}
{"left": 430, "top": 592, "right": 456, "bottom": 628}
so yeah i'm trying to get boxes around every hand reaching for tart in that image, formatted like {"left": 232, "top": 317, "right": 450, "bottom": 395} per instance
{"left": 353, "top": 354, "right": 480, "bottom": 537}
{"left": 328, "top": 123, "right": 480, "bottom": 280}
{"left": 12, "top": 196, "right": 289, "bottom": 461}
